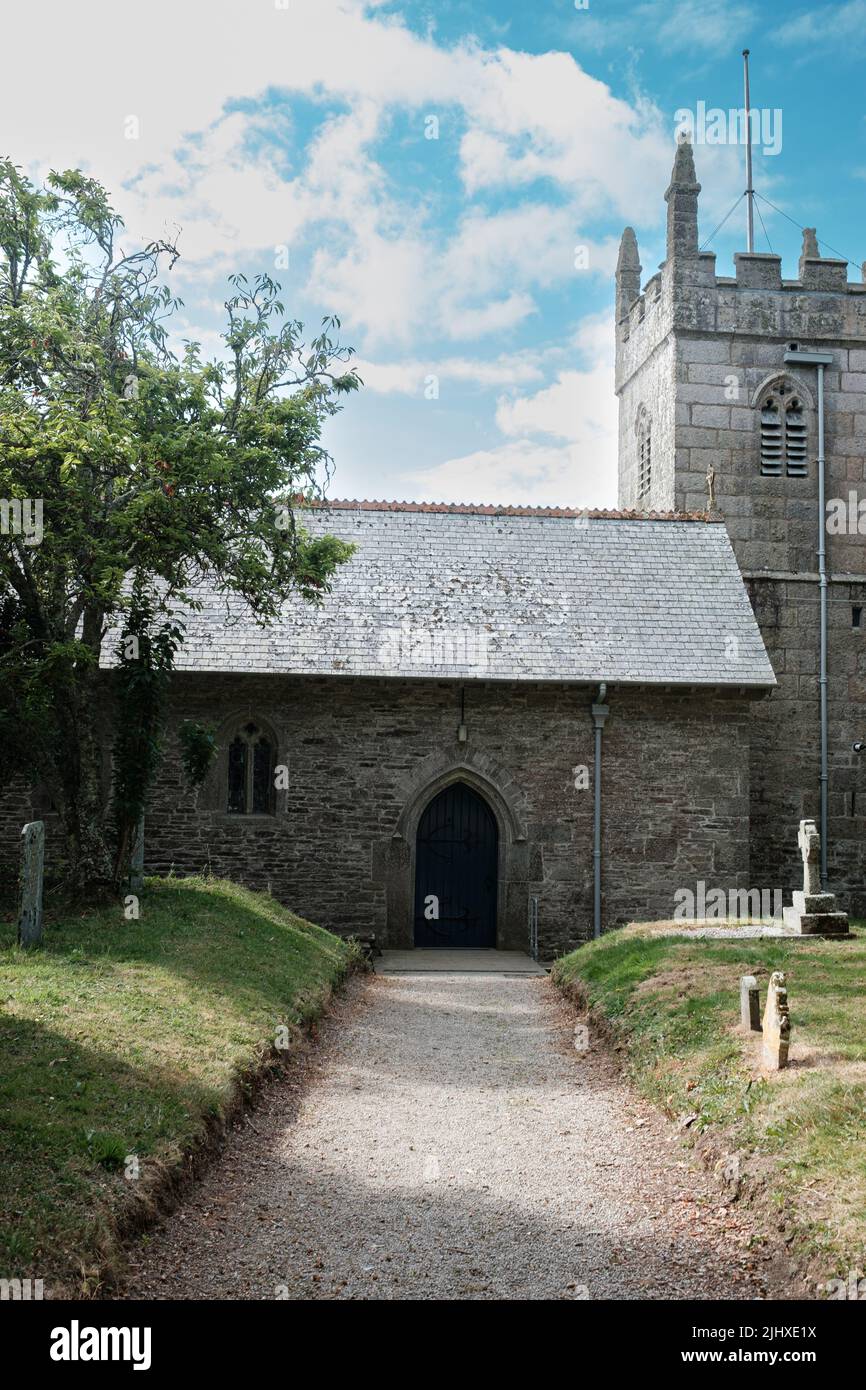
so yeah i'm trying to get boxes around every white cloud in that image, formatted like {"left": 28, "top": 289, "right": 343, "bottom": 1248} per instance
{"left": 779, "top": 0, "right": 866, "bottom": 48}
{"left": 353, "top": 353, "right": 546, "bottom": 393}
{"left": 296, "top": 181, "right": 622, "bottom": 345}
{"left": 310, "top": 199, "right": 621, "bottom": 346}
{"left": 1, "top": 0, "right": 715, "bottom": 506}
{"left": 494, "top": 312, "right": 615, "bottom": 442}
{"left": 456, "top": 47, "right": 670, "bottom": 222}
{"left": 495, "top": 366, "right": 614, "bottom": 444}
{"left": 441, "top": 205, "right": 619, "bottom": 307}
{"left": 570, "top": 312, "right": 617, "bottom": 363}
{"left": 410, "top": 438, "right": 615, "bottom": 510}
{"left": 1, "top": 0, "right": 683, "bottom": 347}
{"left": 648, "top": 0, "right": 756, "bottom": 52}
{"left": 409, "top": 312, "right": 618, "bottom": 508}
{"left": 567, "top": 0, "right": 756, "bottom": 55}
{"left": 308, "top": 231, "right": 431, "bottom": 347}
{"left": 3, "top": 1, "right": 466, "bottom": 186}
{"left": 444, "top": 292, "right": 538, "bottom": 341}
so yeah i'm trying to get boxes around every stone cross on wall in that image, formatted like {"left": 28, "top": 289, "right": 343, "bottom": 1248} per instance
{"left": 798, "top": 818, "right": 820, "bottom": 896}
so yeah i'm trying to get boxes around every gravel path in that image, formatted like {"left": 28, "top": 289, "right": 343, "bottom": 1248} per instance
{"left": 122, "top": 974, "right": 774, "bottom": 1301}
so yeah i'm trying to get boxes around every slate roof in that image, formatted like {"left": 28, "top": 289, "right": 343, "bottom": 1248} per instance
{"left": 104, "top": 503, "right": 776, "bottom": 687}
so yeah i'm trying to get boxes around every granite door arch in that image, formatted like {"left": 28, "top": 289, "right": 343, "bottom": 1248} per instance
{"left": 413, "top": 782, "right": 498, "bottom": 947}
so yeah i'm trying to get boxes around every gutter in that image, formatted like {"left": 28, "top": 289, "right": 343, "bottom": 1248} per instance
{"left": 784, "top": 349, "right": 833, "bottom": 888}
{"left": 591, "top": 685, "right": 610, "bottom": 939}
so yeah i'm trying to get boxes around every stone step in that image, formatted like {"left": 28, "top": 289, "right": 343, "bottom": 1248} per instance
{"left": 793, "top": 890, "right": 837, "bottom": 914}
{"left": 783, "top": 905, "right": 850, "bottom": 936}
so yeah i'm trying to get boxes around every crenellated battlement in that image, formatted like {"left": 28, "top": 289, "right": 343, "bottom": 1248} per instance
{"left": 615, "top": 144, "right": 866, "bottom": 407}
{"left": 614, "top": 137, "right": 866, "bottom": 563}
{"left": 617, "top": 248, "right": 866, "bottom": 385}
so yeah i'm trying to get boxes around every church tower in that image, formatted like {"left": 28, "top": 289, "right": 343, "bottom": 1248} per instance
{"left": 615, "top": 139, "right": 866, "bottom": 911}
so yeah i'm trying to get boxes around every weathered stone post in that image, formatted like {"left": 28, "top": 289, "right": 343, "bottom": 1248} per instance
{"left": 17, "top": 820, "right": 45, "bottom": 948}
{"left": 762, "top": 971, "right": 790, "bottom": 1070}
{"left": 129, "top": 816, "right": 144, "bottom": 894}
{"left": 798, "top": 818, "right": 820, "bottom": 896}
{"left": 740, "top": 974, "right": 760, "bottom": 1032}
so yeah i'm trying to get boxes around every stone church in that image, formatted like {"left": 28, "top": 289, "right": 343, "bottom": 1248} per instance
{"left": 4, "top": 141, "right": 865, "bottom": 954}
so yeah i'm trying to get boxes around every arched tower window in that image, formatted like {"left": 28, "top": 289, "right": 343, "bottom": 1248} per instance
{"left": 636, "top": 406, "right": 652, "bottom": 501}
{"left": 226, "top": 720, "right": 276, "bottom": 815}
{"left": 758, "top": 380, "right": 809, "bottom": 478}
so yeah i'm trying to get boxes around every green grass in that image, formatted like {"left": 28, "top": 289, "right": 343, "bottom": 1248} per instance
{"left": 0, "top": 877, "right": 356, "bottom": 1292}
{"left": 553, "top": 923, "right": 866, "bottom": 1280}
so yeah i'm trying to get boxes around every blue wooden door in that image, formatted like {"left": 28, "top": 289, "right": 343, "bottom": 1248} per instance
{"left": 414, "top": 784, "right": 497, "bottom": 947}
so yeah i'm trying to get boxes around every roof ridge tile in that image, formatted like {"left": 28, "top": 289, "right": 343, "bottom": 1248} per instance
{"left": 311, "top": 499, "right": 719, "bottom": 522}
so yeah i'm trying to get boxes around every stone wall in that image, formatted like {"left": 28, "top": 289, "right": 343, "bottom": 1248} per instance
{"left": 673, "top": 332, "right": 866, "bottom": 576}
{"left": 678, "top": 285, "right": 866, "bottom": 916}
{"left": 0, "top": 675, "right": 757, "bottom": 956}
{"left": 616, "top": 234, "right": 866, "bottom": 913}
{"left": 0, "top": 675, "right": 762, "bottom": 952}
{"left": 746, "top": 576, "right": 866, "bottom": 915}
{"left": 615, "top": 271, "right": 679, "bottom": 513}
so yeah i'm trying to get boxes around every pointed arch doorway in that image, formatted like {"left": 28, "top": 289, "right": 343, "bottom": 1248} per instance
{"left": 413, "top": 782, "right": 498, "bottom": 947}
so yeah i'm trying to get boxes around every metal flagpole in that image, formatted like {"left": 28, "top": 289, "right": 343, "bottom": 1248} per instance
{"left": 743, "top": 48, "right": 755, "bottom": 252}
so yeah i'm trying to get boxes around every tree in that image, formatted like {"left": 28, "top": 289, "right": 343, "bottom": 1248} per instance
{"left": 0, "top": 158, "right": 359, "bottom": 898}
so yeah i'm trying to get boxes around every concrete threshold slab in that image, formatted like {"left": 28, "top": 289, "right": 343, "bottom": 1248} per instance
{"left": 375, "top": 949, "right": 548, "bottom": 976}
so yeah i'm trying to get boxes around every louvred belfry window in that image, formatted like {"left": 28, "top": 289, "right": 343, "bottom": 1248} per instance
{"left": 784, "top": 398, "right": 808, "bottom": 476}
{"left": 759, "top": 381, "right": 809, "bottom": 478}
{"left": 226, "top": 721, "right": 275, "bottom": 814}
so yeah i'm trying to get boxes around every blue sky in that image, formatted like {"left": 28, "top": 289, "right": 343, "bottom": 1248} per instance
{"left": 5, "top": 0, "right": 865, "bottom": 506}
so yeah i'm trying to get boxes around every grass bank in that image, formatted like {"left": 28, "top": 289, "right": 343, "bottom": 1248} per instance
{"left": 552, "top": 924, "right": 866, "bottom": 1292}
{"left": 0, "top": 877, "right": 357, "bottom": 1295}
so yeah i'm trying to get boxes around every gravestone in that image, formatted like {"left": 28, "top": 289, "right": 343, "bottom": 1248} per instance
{"left": 740, "top": 974, "right": 760, "bottom": 1031}
{"left": 762, "top": 971, "right": 790, "bottom": 1070}
{"left": 17, "top": 820, "right": 45, "bottom": 948}
{"left": 782, "top": 819, "right": 849, "bottom": 936}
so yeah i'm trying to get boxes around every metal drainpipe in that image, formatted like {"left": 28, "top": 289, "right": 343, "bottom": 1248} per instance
{"left": 591, "top": 685, "right": 610, "bottom": 939}
{"left": 784, "top": 349, "right": 833, "bottom": 888}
